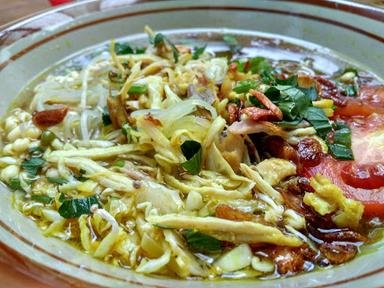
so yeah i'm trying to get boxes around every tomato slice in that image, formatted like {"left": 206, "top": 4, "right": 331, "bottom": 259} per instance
{"left": 341, "top": 163, "right": 384, "bottom": 190}
{"left": 303, "top": 158, "right": 384, "bottom": 217}
{"left": 302, "top": 112, "right": 384, "bottom": 218}
{"left": 334, "top": 85, "right": 384, "bottom": 117}
{"left": 333, "top": 99, "right": 380, "bottom": 117}
{"left": 349, "top": 114, "right": 384, "bottom": 165}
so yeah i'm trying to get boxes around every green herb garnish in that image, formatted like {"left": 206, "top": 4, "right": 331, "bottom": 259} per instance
{"left": 327, "top": 121, "right": 353, "bottom": 160}
{"left": 9, "top": 178, "right": 23, "bottom": 191}
{"left": 341, "top": 67, "right": 358, "bottom": 77}
{"left": 182, "top": 229, "right": 222, "bottom": 254}
{"left": 152, "top": 33, "right": 179, "bottom": 63}
{"left": 102, "top": 106, "right": 112, "bottom": 126}
{"left": 21, "top": 157, "right": 45, "bottom": 177}
{"left": 233, "top": 79, "right": 258, "bottom": 94}
{"left": 333, "top": 122, "right": 352, "bottom": 147}
{"left": 275, "top": 118, "right": 303, "bottom": 128}
{"left": 128, "top": 84, "right": 148, "bottom": 95}
{"left": 59, "top": 193, "right": 66, "bottom": 202}
{"left": 115, "top": 42, "right": 145, "bottom": 55}
{"left": 122, "top": 123, "right": 139, "bottom": 143}
{"left": 328, "top": 143, "right": 354, "bottom": 160}
{"left": 300, "top": 86, "right": 318, "bottom": 100}
{"left": 302, "top": 107, "right": 333, "bottom": 139}
{"left": 41, "top": 131, "right": 56, "bottom": 147}
{"left": 233, "top": 58, "right": 247, "bottom": 72}
{"left": 276, "top": 75, "right": 298, "bottom": 86}
{"left": 58, "top": 196, "right": 101, "bottom": 219}
{"left": 249, "top": 57, "right": 272, "bottom": 74}
{"left": 223, "top": 34, "right": 242, "bottom": 54}
{"left": 31, "top": 195, "right": 53, "bottom": 204}
{"left": 192, "top": 44, "right": 207, "bottom": 60}
{"left": 270, "top": 85, "right": 312, "bottom": 121}
{"left": 74, "top": 169, "right": 88, "bottom": 182}
{"left": 112, "top": 159, "right": 125, "bottom": 167}
{"left": 339, "top": 83, "right": 358, "bottom": 97}
{"left": 180, "top": 140, "right": 202, "bottom": 175}
{"left": 47, "top": 177, "right": 68, "bottom": 185}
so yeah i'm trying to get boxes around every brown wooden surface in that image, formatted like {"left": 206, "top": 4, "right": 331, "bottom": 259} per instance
{"left": 0, "top": 0, "right": 382, "bottom": 287}
{"left": 0, "top": 0, "right": 50, "bottom": 26}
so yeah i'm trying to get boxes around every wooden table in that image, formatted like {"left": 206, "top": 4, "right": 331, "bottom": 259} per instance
{"left": 0, "top": 0, "right": 50, "bottom": 26}
{"left": 0, "top": 0, "right": 382, "bottom": 287}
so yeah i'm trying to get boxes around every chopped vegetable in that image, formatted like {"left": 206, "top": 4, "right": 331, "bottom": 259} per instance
{"left": 74, "top": 169, "right": 88, "bottom": 182}
{"left": 112, "top": 159, "right": 125, "bottom": 167}
{"left": 128, "top": 84, "right": 148, "bottom": 95}
{"left": 152, "top": 33, "right": 179, "bottom": 63}
{"left": 121, "top": 124, "right": 139, "bottom": 143}
{"left": 302, "top": 107, "right": 332, "bottom": 139}
{"left": 266, "top": 85, "right": 312, "bottom": 121}
{"left": 58, "top": 195, "right": 101, "bottom": 218}
{"left": 102, "top": 106, "right": 112, "bottom": 126}
{"left": 300, "top": 86, "right": 318, "bottom": 100}
{"left": 192, "top": 44, "right": 207, "bottom": 60}
{"left": 333, "top": 122, "right": 352, "bottom": 147}
{"left": 181, "top": 140, "right": 202, "bottom": 175}
{"left": 41, "top": 131, "right": 56, "bottom": 146}
{"left": 233, "top": 79, "right": 258, "bottom": 94}
{"left": 328, "top": 143, "right": 354, "bottom": 160}
{"left": 233, "top": 58, "right": 247, "bottom": 72}
{"left": 31, "top": 195, "right": 53, "bottom": 204}
{"left": 249, "top": 57, "right": 272, "bottom": 74}
{"left": 9, "top": 178, "right": 23, "bottom": 191}
{"left": 47, "top": 177, "right": 68, "bottom": 185}
{"left": 327, "top": 121, "right": 353, "bottom": 160}
{"left": 21, "top": 157, "right": 45, "bottom": 177}
{"left": 182, "top": 229, "right": 222, "bottom": 253}
{"left": 115, "top": 42, "right": 145, "bottom": 55}
{"left": 223, "top": 34, "right": 242, "bottom": 54}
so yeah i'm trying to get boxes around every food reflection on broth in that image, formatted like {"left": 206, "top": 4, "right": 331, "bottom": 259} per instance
{"left": 0, "top": 26, "right": 383, "bottom": 279}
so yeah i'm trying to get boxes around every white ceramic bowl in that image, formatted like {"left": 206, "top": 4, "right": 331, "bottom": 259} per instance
{"left": 0, "top": 1, "right": 383, "bottom": 287}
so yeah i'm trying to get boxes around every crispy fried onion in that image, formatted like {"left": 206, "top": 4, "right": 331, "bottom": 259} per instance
{"left": 227, "top": 103, "right": 240, "bottom": 124}
{"left": 318, "top": 242, "right": 357, "bottom": 265}
{"left": 32, "top": 106, "right": 68, "bottom": 128}
{"left": 276, "top": 176, "right": 367, "bottom": 267}
{"left": 315, "top": 76, "right": 346, "bottom": 106}
{"left": 241, "top": 90, "right": 283, "bottom": 121}
{"left": 263, "top": 245, "right": 316, "bottom": 275}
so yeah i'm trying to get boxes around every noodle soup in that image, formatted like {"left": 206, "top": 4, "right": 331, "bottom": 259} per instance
{"left": 1, "top": 26, "right": 383, "bottom": 280}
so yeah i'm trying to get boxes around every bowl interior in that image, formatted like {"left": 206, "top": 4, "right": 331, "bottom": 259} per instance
{"left": 0, "top": 1, "right": 383, "bottom": 287}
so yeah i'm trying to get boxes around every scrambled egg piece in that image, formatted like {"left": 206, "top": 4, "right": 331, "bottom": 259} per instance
{"left": 255, "top": 158, "right": 296, "bottom": 186}
{"left": 303, "top": 173, "right": 364, "bottom": 229}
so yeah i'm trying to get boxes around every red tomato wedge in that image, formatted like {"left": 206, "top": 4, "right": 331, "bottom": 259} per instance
{"left": 304, "top": 159, "right": 384, "bottom": 217}
{"left": 334, "top": 85, "right": 384, "bottom": 117}
{"left": 303, "top": 113, "right": 384, "bottom": 217}
{"left": 340, "top": 163, "right": 384, "bottom": 190}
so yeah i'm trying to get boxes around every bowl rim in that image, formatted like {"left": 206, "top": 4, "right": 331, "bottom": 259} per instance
{"left": 0, "top": 0, "right": 384, "bottom": 287}
{"left": 0, "top": 0, "right": 383, "bottom": 32}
